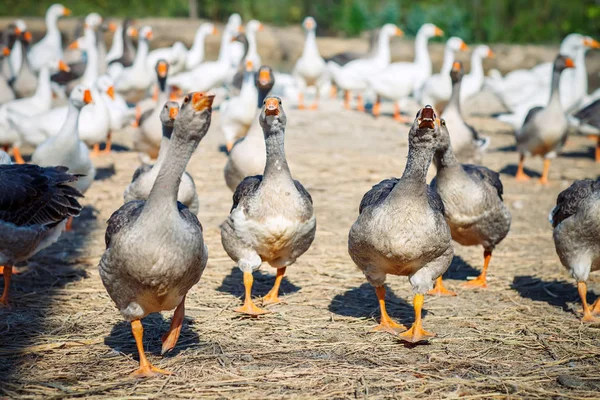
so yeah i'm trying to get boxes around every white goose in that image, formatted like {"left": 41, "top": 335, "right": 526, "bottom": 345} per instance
{"left": 186, "top": 23, "right": 217, "bottom": 71}
{"left": 368, "top": 23, "right": 443, "bottom": 122}
{"left": 243, "top": 20, "right": 263, "bottom": 68}
{"left": 461, "top": 45, "right": 494, "bottom": 102}
{"left": 147, "top": 42, "right": 188, "bottom": 76}
{"left": 327, "top": 23, "right": 403, "bottom": 111}
{"left": 419, "top": 36, "right": 469, "bottom": 110}
{"left": 0, "top": 46, "right": 14, "bottom": 104}
{"left": 227, "top": 14, "right": 244, "bottom": 67}
{"left": 28, "top": 4, "right": 71, "bottom": 72}
{"left": 114, "top": 26, "right": 154, "bottom": 102}
{"left": 292, "top": 17, "right": 327, "bottom": 110}
{"left": 3, "top": 20, "right": 27, "bottom": 81}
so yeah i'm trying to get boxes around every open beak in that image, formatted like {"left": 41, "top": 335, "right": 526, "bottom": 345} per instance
{"left": 212, "top": 27, "right": 218, "bottom": 35}
{"left": 395, "top": 27, "right": 404, "bottom": 36}
{"left": 63, "top": 8, "right": 72, "bottom": 16}
{"left": 264, "top": 98, "right": 279, "bottom": 116}
{"left": 83, "top": 89, "right": 93, "bottom": 104}
{"left": 108, "top": 22, "right": 117, "bottom": 32}
{"left": 2, "top": 47, "right": 9, "bottom": 57}
{"left": 418, "top": 107, "right": 436, "bottom": 129}
{"left": 58, "top": 60, "right": 71, "bottom": 72}
{"left": 68, "top": 40, "right": 79, "bottom": 50}
{"left": 434, "top": 26, "right": 444, "bottom": 37}
{"left": 460, "top": 41, "right": 469, "bottom": 51}
{"left": 191, "top": 92, "right": 215, "bottom": 111}
{"left": 487, "top": 49, "right": 495, "bottom": 58}
{"left": 106, "top": 86, "right": 115, "bottom": 100}
{"left": 157, "top": 62, "right": 168, "bottom": 78}
{"left": 584, "top": 37, "right": 600, "bottom": 49}
{"left": 565, "top": 57, "right": 575, "bottom": 69}
{"left": 169, "top": 107, "right": 179, "bottom": 119}
{"left": 258, "top": 69, "right": 271, "bottom": 85}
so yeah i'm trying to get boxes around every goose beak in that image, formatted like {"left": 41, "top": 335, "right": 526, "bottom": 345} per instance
{"left": 68, "top": 40, "right": 79, "bottom": 50}
{"left": 230, "top": 36, "right": 238, "bottom": 43}
{"left": 305, "top": 20, "right": 314, "bottom": 30}
{"left": 108, "top": 22, "right": 117, "bottom": 32}
{"left": 170, "top": 87, "right": 182, "bottom": 100}
{"left": 169, "top": 107, "right": 179, "bottom": 120}
{"left": 264, "top": 98, "right": 279, "bottom": 116}
{"left": 246, "top": 60, "right": 253, "bottom": 71}
{"left": 2, "top": 47, "right": 9, "bottom": 57}
{"left": 157, "top": 62, "right": 168, "bottom": 78}
{"left": 487, "top": 49, "right": 495, "bottom": 58}
{"left": 14, "top": 27, "right": 22, "bottom": 35}
{"left": 258, "top": 69, "right": 271, "bottom": 85}
{"left": 58, "top": 60, "right": 71, "bottom": 72}
{"left": 452, "top": 61, "right": 461, "bottom": 72}
{"left": 191, "top": 92, "right": 215, "bottom": 111}
{"left": 418, "top": 106, "right": 436, "bottom": 129}
{"left": 129, "top": 27, "right": 138, "bottom": 38}
{"left": 565, "top": 57, "right": 575, "bottom": 68}
{"left": 145, "top": 31, "right": 153, "bottom": 40}
{"left": 212, "top": 27, "right": 218, "bottom": 35}
{"left": 258, "top": 23, "right": 264, "bottom": 31}
{"left": 434, "top": 26, "right": 444, "bottom": 37}
{"left": 83, "top": 89, "right": 93, "bottom": 104}
{"left": 584, "top": 37, "right": 600, "bottom": 49}
{"left": 24, "top": 31, "right": 32, "bottom": 42}
{"left": 106, "top": 86, "right": 115, "bottom": 100}
{"left": 238, "top": 25, "right": 244, "bottom": 33}
{"left": 63, "top": 8, "right": 72, "bottom": 16}
{"left": 460, "top": 41, "right": 469, "bottom": 51}
{"left": 395, "top": 27, "right": 404, "bottom": 36}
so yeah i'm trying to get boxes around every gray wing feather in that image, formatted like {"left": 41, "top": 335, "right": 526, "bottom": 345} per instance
{"left": 359, "top": 178, "right": 398, "bottom": 214}
{"left": 551, "top": 179, "right": 600, "bottom": 228}
{"left": 462, "top": 164, "right": 504, "bottom": 201}
{"left": 522, "top": 106, "right": 544, "bottom": 128}
{"left": 231, "top": 175, "right": 262, "bottom": 212}
{"left": 130, "top": 164, "right": 153, "bottom": 183}
{"left": 105, "top": 200, "right": 144, "bottom": 248}
{"left": 294, "top": 180, "right": 313, "bottom": 205}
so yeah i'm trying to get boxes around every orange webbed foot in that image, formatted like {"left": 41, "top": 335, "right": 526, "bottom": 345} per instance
{"left": 373, "top": 318, "right": 406, "bottom": 335}
{"left": 398, "top": 324, "right": 436, "bottom": 343}
{"left": 262, "top": 292, "right": 282, "bottom": 306}
{"left": 131, "top": 364, "right": 173, "bottom": 378}
{"left": 462, "top": 275, "right": 488, "bottom": 289}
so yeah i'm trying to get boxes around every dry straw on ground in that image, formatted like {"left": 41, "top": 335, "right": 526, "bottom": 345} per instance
{"left": 1, "top": 98, "right": 599, "bottom": 399}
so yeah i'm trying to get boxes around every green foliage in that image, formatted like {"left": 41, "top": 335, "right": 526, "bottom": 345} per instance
{"left": 2, "top": 0, "right": 599, "bottom": 44}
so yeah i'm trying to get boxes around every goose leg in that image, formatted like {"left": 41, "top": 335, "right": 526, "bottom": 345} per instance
{"left": 344, "top": 90, "right": 351, "bottom": 110}
{"left": 0, "top": 266, "right": 19, "bottom": 276}
{"left": 12, "top": 146, "right": 25, "bottom": 164}
{"left": 329, "top": 84, "right": 337, "bottom": 99}
{"left": 263, "top": 267, "right": 286, "bottom": 305}
{"left": 463, "top": 250, "right": 491, "bottom": 289}
{"left": 131, "top": 320, "right": 172, "bottom": 377}
{"left": 91, "top": 143, "right": 101, "bottom": 157}
{"left": 399, "top": 294, "right": 435, "bottom": 343}
{"left": 356, "top": 94, "right": 365, "bottom": 112}
{"left": 538, "top": 159, "right": 551, "bottom": 185}
{"left": 595, "top": 136, "right": 600, "bottom": 163}
{"left": 65, "top": 216, "right": 74, "bottom": 232}
{"left": 234, "top": 272, "right": 269, "bottom": 316}
{"left": 102, "top": 132, "right": 112, "bottom": 154}
{"left": 310, "top": 89, "right": 319, "bottom": 110}
{"left": 372, "top": 96, "right": 381, "bottom": 117}
{"left": 515, "top": 154, "right": 530, "bottom": 181}
{"left": 161, "top": 296, "right": 185, "bottom": 355}
{"left": 132, "top": 105, "right": 141, "bottom": 127}
{"left": 298, "top": 92, "right": 305, "bottom": 110}
{"left": 591, "top": 297, "right": 600, "bottom": 316}
{"left": 373, "top": 286, "right": 406, "bottom": 334}
{"left": 578, "top": 282, "right": 599, "bottom": 323}
{"left": 0, "top": 265, "right": 12, "bottom": 305}
{"left": 393, "top": 103, "right": 409, "bottom": 123}
{"left": 428, "top": 276, "right": 457, "bottom": 296}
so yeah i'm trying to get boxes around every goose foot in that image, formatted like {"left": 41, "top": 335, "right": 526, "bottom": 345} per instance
{"left": 398, "top": 294, "right": 435, "bottom": 343}
{"left": 12, "top": 146, "right": 25, "bottom": 164}
{"left": 372, "top": 98, "right": 381, "bottom": 117}
{"left": 262, "top": 267, "right": 286, "bottom": 306}
{"left": 161, "top": 296, "right": 185, "bottom": 355}
{"left": 393, "top": 104, "right": 409, "bottom": 123}
{"left": 356, "top": 94, "right": 365, "bottom": 112}
{"left": 130, "top": 320, "right": 173, "bottom": 378}
{"left": 310, "top": 102, "right": 318, "bottom": 110}
{"left": 591, "top": 298, "right": 600, "bottom": 316}
{"left": 427, "top": 276, "right": 457, "bottom": 296}
{"left": 235, "top": 272, "right": 270, "bottom": 316}
{"left": 297, "top": 93, "right": 305, "bottom": 109}
{"left": 91, "top": 144, "right": 101, "bottom": 158}
{"left": 102, "top": 133, "right": 112, "bottom": 154}
{"left": 515, "top": 172, "right": 530, "bottom": 181}
{"left": 462, "top": 275, "right": 487, "bottom": 289}
{"left": 373, "top": 286, "right": 406, "bottom": 334}
{"left": 578, "top": 282, "right": 600, "bottom": 323}
{"left": 131, "top": 364, "right": 173, "bottom": 378}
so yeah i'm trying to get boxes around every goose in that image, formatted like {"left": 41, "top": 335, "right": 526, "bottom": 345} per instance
{"left": 514, "top": 55, "right": 574, "bottom": 185}
{"left": 32, "top": 85, "right": 96, "bottom": 224}
{"left": 229, "top": 33, "right": 250, "bottom": 93}
{"left": 369, "top": 23, "right": 443, "bottom": 122}
{"left": 221, "top": 96, "right": 316, "bottom": 316}
{"left": 147, "top": 41, "right": 188, "bottom": 77}
{"left": 168, "top": 17, "right": 241, "bottom": 93}
{"left": 242, "top": 20, "right": 263, "bottom": 68}
{"left": 2, "top": 20, "right": 27, "bottom": 81}
{"left": 327, "top": 23, "right": 403, "bottom": 111}
{"left": 224, "top": 66, "right": 275, "bottom": 191}
{"left": 125, "top": 101, "right": 199, "bottom": 214}
{"left": 419, "top": 37, "right": 469, "bottom": 111}
{"left": 292, "top": 17, "right": 327, "bottom": 110}
{"left": 133, "top": 59, "right": 171, "bottom": 159}
{"left": 348, "top": 106, "right": 452, "bottom": 343}
{"left": 441, "top": 62, "right": 489, "bottom": 161}
{"left": 461, "top": 45, "right": 494, "bottom": 103}
{"left": 99, "top": 92, "right": 213, "bottom": 377}
{"left": 106, "top": 19, "right": 137, "bottom": 67}
{"left": 185, "top": 23, "right": 217, "bottom": 71}
{"left": 221, "top": 61, "right": 258, "bottom": 151}
{"left": 569, "top": 99, "right": 600, "bottom": 162}
{"left": 101, "top": 78, "right": 136, "bottom": 151}
{"left": 549, "top": 179, "right": 600, "bottom": 322}
{"left": 11, "top": 30, "right": 37, "bottom": 99}
{"left": 0, "top": 149, "right": 10, "bottom": 165}
{"left": 0, "top": 163, "right": 82, "bottom": 305}
{"left": 96, "top": 20, "right": 116, "bottom": 75}
{"left": 227, "top": 14, "right": 245, "bottom": 68}
{"left": 428, "top": 118, "right": 511, "bottom": 296}
{"left": 0, "top": 45, "right": 14, "bottom": 104}
{"left": 114, "top": 26, "right": 153, "bottom": 102}
{"left": 28, "top": 4, "right": 71, "bottom": 72}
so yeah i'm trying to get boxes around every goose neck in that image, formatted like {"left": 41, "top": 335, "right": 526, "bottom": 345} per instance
{"left": 55, "top": 102, "right": 83, "bottom": 146}
{"left": 218, "top": 27, "right": 234, "bottom": 62}
{"left": 433, "top": 144, "right": 459, "bottom": 170}
{"left": 469, "top": 51, "right": 484, "bottom": 79}
{"left": 263, "top": 122, "right": 291, "bottom": 181}
{"left": 374, "top": 32, "right": 391, "bottom": 65}
{"left": 400, "top": 136, "right": 435, "bottom": 183}
{"left": 133, "top": 39, "right": 149, "bottom": 68}
{"left": 414, "top": 32, "right": 432, "bottom": 70}
{"left": 302, "top": 29, "right": 319, "bottom": 57}
{"left": 45, "top": 11, "right": 60, "bottom": 38}
{"left": 82, "top": 31, "right": 99, "bottom": 85}
{"left": 35, "top": 66, "right": 52, "bottom": 102}
{"left": 107, "top": 25, "right": 123, "bottom": 58}
{"left": 448, "top": 78, "right": 462, "bottom": 114}
{"left": 440, "top": 46, "right": 455, "bottom": 75}
{"left": 548, "top": 66, "right": 563, "bottom": 108}
{"left": 247, "top": 30, "right": 258, "bottom": 59}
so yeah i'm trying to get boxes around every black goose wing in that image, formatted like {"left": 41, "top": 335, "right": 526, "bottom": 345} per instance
{"left": 522, "top": 106, "right": 544, "bottom": 127}
{"left": 427, "top": 184, "right": 445, "bottom": 214}
{"left": 359, "top": 178, "right": 399, "bottom": 214}
{"left": 0, "top": 165, "right": 83, "bottom": 227}
{"left": 51, "top": 61, "right": 85, "bottom": 84}
{"left": 551, "top": 179, "right": 600, "bottom": 228}
{"left": 177, "top": 201, "right": 202, "bottom": 232}
{"left": 130, "top": 164, "right": 153, "bottom": 183}
{"left": 462, "top": 164, "right": 504, "bottom": 201}
{"left": 294, "top": 180, "right": 313, "bottom": 204}
{"left": 573, "top": 99, "right": 600, "bottom": 128}
{"left": 105, "top": 200, "right": 144, "bottom": 248}
{"left": 137, "top": 108, "right": 155, "bottom": 128}
{"left": 231, "top": 175, "right": 262, "bottom": 213}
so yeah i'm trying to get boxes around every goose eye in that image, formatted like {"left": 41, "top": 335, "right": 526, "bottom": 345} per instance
{"left": 279, "top": 100, "right": 282, "bottom": 105}
{"left": 184, "top": 97, "right": 189, "bottom": 103}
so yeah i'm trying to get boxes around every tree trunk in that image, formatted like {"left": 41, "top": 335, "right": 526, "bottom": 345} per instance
{"left": 189, "top": 0, "right": 198, "bottom": 19}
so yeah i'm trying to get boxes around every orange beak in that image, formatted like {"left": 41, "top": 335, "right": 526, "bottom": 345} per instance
{"left": 258, "top": 69, "right": 271, "bottom": 85}
{"left": 238, "top": 25, "right": 244, "bottom": 33}
{"left": 395, "top": 27, "right": 404, "bottom": 36}
{"left": 157, "top": 62, "right": 168, "bottom": 77}
{"left": 258, "top": 23, "right": 264, "bottom": 31}
{"left": 434, "top": 26, "right": 444, "bottom": 37}
{"left": 191, "top": 91, "right": 215, "bottom": 111}
{"left": 169, "top": 87, "right": 182, "bottom": 100}
{"left": 212, "top": 27, "right": 218, "bottom": 35}
{"left": 2, "top": 47, "right": 9, "bottom": 57}
{"left": 106, "top": 86, "right": 115, "bottom": 100}
{"left": 83, "top": 23, "right": 89, "bottom": 29}
{"left": 83, "top": 89, "right": 93, "bottom": 104}
{"left": 58, "top": 60, "right": 71, "bottom": 72}
{"left": 584, "top": 37, "right": 600, "bottom": 49}
{"left": 128, "top": 27, "right": 138, "bottom": 38}
{"left": 452, "top": 61, "right": 461, "bottom": 71}
{"left": 108, "top": 22, "right": 117, "bottom": 32}
{"left": 487, "top": 49, "right": 495, "bottom": 58}
{"left": 169, "top": 107, "right": 179, "bottom": 119}
{"left": 63, "top": 8, "right": 72, "bottom": 16}
{"left": 305, "top": 20, "right": 314, "bottom": 30}
{"left": 145, "top": 30, "right": 153, "bottom": 40}
{"left": 24, "top": 31, "right": 32, "bottom": 42}
{"left": 14, "top": 27, "right": 22, "bottom": 35}
{"left": 68, "top": 40, "right": 79, "bottom": 50}
{"left": 264, "top": 98, "right": 279, "bottom": 116}
{"left": 565, "top": 57, "right": 575, "bottom": 68}
{"left": 246, "top": 60, "right": 253, "bottom": 71}
{"left": 460, "top": 41, "right": 469, "bottom": 51}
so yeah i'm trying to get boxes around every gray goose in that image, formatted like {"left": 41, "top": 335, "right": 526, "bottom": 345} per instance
{"left": 99, "top": 92, "right": 213, "bottom": 377}
{"left": 348, "top": 106, "right": 453, "bottom": 343}
{"left": 0, "top": 161, "right": 83, "bottom": 305}
{"left": 124, "top": 100, "right": 199, "bottom": 214}
{"left": 550, "top": 179, "right": 600, "bottom": 322}
{"left": 515, "top": 55, "right": 574, "bottom": 184}
{"left": 428, "top": 119, "right": 511, "bottom": 295}
{"left": 221, "top": 97, "right": 316, "bottom": 316}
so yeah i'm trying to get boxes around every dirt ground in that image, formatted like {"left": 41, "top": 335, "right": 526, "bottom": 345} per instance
{"left": 1, "top": 96, "right": 600, "bottom": 399}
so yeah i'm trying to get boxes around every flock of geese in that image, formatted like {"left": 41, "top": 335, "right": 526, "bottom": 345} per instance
{"left": 0, "top": 4, "right": 599, "bottom": 378}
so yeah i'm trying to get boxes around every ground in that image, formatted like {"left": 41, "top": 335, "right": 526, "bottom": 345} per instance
{"left": 1, "top": 98, "right": 600, "bottom": 399}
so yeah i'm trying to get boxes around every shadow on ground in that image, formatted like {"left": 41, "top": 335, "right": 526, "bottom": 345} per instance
{"left": 500, "top": 164, "right": 541, "bottom": 179}
{"left": 442, "top": 255, "right": 481, "bottom": 281}
{"left": 510, "top": 275, "right": 595, "bottom": 312}
{"left": 217, "top": 267, "right": 301, "bottom": 298}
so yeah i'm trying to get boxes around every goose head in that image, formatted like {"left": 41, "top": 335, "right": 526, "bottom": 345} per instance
{"left": 84, "top": 13, "right": 103, "bottom": 30}
{"left": 45, "top": 58, "right": 71, "bottom": 73}
{"left": 176, "top": 92, "right": 215, "bottom": 141}
{"left": 419, "top": 23, "right": 444, "bottom": 39}
{"left": 560, "top": 34, "right": 600, "bottom": 56}
{"left": 435, "top": 118, "right": 452, "bottom": 153}
{"left": 155, "top": 59, "right": 169, "bottom": 83}
{"left": 48, "top": 4, "right": 71, "bottom": 19}
{"left": 198, "top": 22, "right": 217, "bottom": 37}
{"left": 474, "top": 45, "right": 494, "bottom": 59}
{"left": 126, "top": 25, "right": 138, "bottom": 39}
{"left": 231, "top": 33, "right": 248, "bottom": 47}
{"left": 160, "top": 100, "right": 179, "bottom": 138}
{"left": 380, "top": 23, "right": 403, "bottom": 38}
{"left": 138, "top": 26, "right": 153, "bottom": 42}
{"left": 302, "top": 17, "right": 317, "bottom": 32}
{"left": 256, "top": 65, "right": 275, "bottom": 105}
{"left": 260, "top": 96, "right": 287, "bottom": 132}
{"left": 446, "top": 37, "right": 468, "bottom": 52}
{"left": 247, "top": 20, "right": 264, "bottom": 34}
{"left": 450, "top": 61, "right": 464, "bottom": 83}
{"left": 553, "top": 54, "right": 575, "bottom": 74}
{"left": 14, "top": 19, "right": 27, "bottom": 35}
{"left": 70, "top": 85, "right": 94, "bottom": 109}
{"left": 227, "top": 14, "right": 243, "bottom": 33}
{"left": 100, "top": 20, "right": 117, "bottom": 33}
{"left": 1, "top": 46, "right": 9, "bottom": 58}
{"left": 410, "top": 105, "right": 439, "bottom": 147}
{"left": 96, "top": 75, "right": 115, "bottom": 100}
{"left": 68, "top": 29, "right": 95, "bottom": 51}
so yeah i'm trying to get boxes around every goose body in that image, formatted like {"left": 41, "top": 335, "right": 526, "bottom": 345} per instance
{"left": 11, "top": 35, "right": 38, "bottom": 99}
{"left": 106, "top": 20, "right": 136, "bottom": 67}
{"left": 186, "top": 23, "right": 217, "bottom": 71}
{"left": 0, "top": 45, "right": 15, "bottom": 104}
{"left": 292, "top": 17, "right": 327, "bottom": 109}
{"left": 28, "top": 4, "right": 70, "bottom": 72}
{"left": 114, "top": 26, "right": 154, "bottom": 102}
{"left": 461, "top": 45, "right": 494, "bottom": 102}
